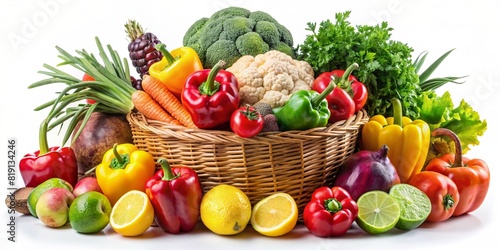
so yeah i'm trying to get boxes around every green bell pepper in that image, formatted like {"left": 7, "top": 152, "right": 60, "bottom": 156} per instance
{"left": 273, "top": 82, "right": 334, "bottom": 131}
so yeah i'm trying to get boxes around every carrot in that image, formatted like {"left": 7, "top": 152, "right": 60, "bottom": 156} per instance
{"left": 141, "top": 75, "right": 198, "bottom": 128}
{"left": 131, "top": 90, "right": 182, "bottom": 125}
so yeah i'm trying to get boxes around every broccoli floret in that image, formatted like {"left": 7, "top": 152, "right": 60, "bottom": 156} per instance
{"left": 255, "top": 21, "right": 280, "bottom": 47}
{"left": 205, "top": 40, "right": 241, "bottom": 69}
{"left": 183, "top": 6, "right": 296, "bottom": 68}
{"left": 275, "top": 23, "right": 294, "bottom": 47}
{"left": 210, "top": 6, "right": 250, "bottom": 20}
{"left": 248, "top": 10, "right": 277, "bottom": 23}
{"left": 271, "top": 42, "right": 296, "bottom": 58}
{"left": 236, "top": 32, "right": 269, "bottom": 56}
{"left": 219, "top": 17, "right": 256, "bottom": 41}
{"left": 195, "top": 21, "right": 224, "bottom": 63}
{"left": 183, "top": 18, "right": 208, "bottom": 46}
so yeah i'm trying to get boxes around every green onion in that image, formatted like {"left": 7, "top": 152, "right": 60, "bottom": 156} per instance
{"left": 413, "top": 48, "right": 467, "bottom": 91}
{"left": 28, "top": 36, "right": 136, "bottom": 146}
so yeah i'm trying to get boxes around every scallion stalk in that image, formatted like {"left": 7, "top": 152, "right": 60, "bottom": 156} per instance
{"left": 29, "top": 36, "right": 137, "bottom": 146}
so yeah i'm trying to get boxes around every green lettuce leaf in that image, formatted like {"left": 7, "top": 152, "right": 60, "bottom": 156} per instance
{"left": 439, "top": 99, "right": 488, "bottom": 152}
{"left": 418, "top": 91, "right": 454, "bottom": 125}
{"left": 417, "top": 90, "right": 487, "bottom": 153}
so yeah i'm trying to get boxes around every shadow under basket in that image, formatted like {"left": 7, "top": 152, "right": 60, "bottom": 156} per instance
{"left": 127, "top": 110, "right": 369, "bottom": 220}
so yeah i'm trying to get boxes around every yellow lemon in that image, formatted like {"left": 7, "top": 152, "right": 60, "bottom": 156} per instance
{"left": 250, "top": 192, "right": 298, "bottom": 237}
{"left": 109, "top": 190, "right": 154, "bottom": 237}
{"left": 200, "top": 184, "right": 251, "bottom": 235}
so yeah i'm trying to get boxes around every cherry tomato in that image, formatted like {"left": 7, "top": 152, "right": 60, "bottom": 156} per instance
{"left": 82, "top": 73, "right": 96, "bottom": 104}
{"left": 230, "top": 105, "right": 264, "bottom": 138}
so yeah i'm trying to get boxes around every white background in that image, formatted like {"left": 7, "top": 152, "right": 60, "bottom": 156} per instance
{"left": 1, "top": 0, "right": 499, "bottom": 249}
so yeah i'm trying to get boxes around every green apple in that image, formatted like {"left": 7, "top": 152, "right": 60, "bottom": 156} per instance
{"left": 69, "top": 191, "right": 111, "bottom": 234}
{"left": 36, "top": 187, "right": 75, "bottom": 228}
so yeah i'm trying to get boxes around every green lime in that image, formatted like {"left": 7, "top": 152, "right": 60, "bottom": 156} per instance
{"left": 69, "top": 191, "right": 111, "bottom": 234}
{"left": 389, "top": 183, "right": 432, "bottom": 230}
{"left": 355, "top": 190, "right": 400, "bottom": 234}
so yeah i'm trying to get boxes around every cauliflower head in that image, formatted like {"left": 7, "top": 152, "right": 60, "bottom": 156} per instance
{"left": 227, "top": 50, "right": 315, "bottom": 108}
{"left": 182, "top": 7, "right": 296, "bottom": 69}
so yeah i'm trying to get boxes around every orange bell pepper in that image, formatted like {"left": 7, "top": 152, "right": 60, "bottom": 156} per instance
{"left": 424, "top": 128, "right": 490, "bottom": 217}
{"left": 149, "top": 43, "right": 203, "bottom": 98}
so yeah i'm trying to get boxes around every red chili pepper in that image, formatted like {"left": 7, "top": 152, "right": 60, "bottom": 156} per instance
{"left": 313, "top": 63, "right": 368, "bottom": 122}
{"left": 424, "top": 128, "right": 490, "bottom": 216}
{"left": 409, "top": 171, "right": 460, "bottom": 222}
{"left": 19, "top": 119, "right": 78, "bottom": 188}
{"left": 145, "top": 158, "right": 203, "bottom": 234}
{"left": 181, "top": 60, "right": 240, "bottom": 129}
{"left": 303, "top": 186, "right": 358, "bottom": 237}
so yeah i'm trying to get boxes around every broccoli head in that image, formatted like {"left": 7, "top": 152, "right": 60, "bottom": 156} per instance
{"left": 182, "top": 6, "right": 296, "bottom": 69}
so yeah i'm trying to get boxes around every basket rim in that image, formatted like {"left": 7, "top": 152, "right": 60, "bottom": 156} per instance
{"left": 127, "top": 109, "right": 369, "bottom": 144}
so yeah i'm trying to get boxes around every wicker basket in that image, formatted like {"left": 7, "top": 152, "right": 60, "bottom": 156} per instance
{"left": 127, "top": 110, "right": 369, "bottom": 219}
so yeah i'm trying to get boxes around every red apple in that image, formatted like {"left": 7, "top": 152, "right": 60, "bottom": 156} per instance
{"left": 73, "top": 177, "right": 102, "bottom": 197}
{"left": 36, "top": 187, "right": 75, "bottom": 228}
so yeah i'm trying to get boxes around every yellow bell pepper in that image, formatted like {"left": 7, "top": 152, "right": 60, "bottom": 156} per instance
{"left": 95, "top": 143, "right": 155, "bottom": 205}
{"left": 362, "top": 99, "right": 430, "bottom": 183}
{"left": 149, "top": 43, "right": 203, "bottom": 98}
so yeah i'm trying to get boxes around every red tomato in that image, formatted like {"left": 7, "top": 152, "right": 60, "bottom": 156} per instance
{"left": 409, "top": 171, "right": 460, "bottom": 223}
{"left": 230, "top": 105, "right": 264, "bottom": 138}
{"left": 82, "top": 73, "right": 96, "bottom": 104}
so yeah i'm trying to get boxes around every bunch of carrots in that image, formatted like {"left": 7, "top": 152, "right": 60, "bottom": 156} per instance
{"left": 132, "top": 75, "right": 197, "bottom": 128}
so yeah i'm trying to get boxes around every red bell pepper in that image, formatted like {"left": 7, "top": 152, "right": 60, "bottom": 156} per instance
{"left": 145, "top": 158, "right": 203, "bottom": 234}
{"left": 409, "top": 171, "right": 460, "bottom": 223}
{"left": 19, "top": 119, "right": 78, "bottom": 188}
{"left": 303, "top": 186, "right": 358, "bottom": 237}
{"left": 312, "top": 63, "right": 368, "bottom": 123}
{"left": 181, "top": 60, "right": 240, "bottom": 129}
{"left": 312, "top": 78, "right": 355, "bottom": 123}
{"left": 329, "top": 65, "right": 368, "bottom": 113}
{"left": 424, "top": 128, "right": 490, "bottom": 216}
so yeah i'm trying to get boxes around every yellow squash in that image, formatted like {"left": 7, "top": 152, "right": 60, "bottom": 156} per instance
{"left": 362, "top": 99, "right": 430, "bottom": 183}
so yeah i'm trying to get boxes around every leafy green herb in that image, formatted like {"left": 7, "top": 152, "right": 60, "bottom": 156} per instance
{"left": 298, "top": 11, "right": 421, "bottom": 118}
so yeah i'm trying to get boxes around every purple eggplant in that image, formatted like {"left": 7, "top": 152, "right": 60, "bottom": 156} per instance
{"left": 332, "top": 145, "right": 400, "bottom": 200}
